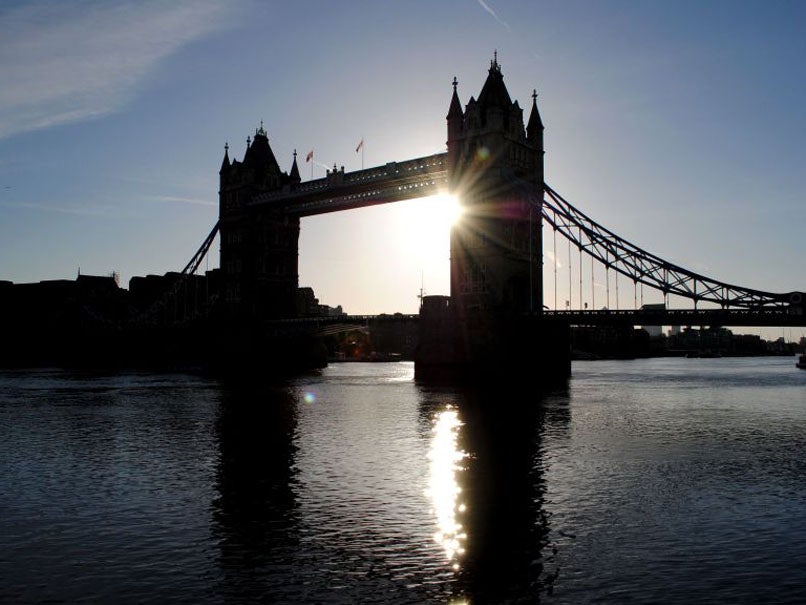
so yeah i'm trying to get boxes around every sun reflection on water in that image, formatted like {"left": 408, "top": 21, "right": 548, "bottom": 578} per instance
{"left": 425, "top": 406, "right": 468, "bottom": 570}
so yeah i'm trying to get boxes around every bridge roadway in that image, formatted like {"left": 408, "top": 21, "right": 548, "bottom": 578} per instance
{"left": 266, "top": 307, "right": 806, "bottom": 332}
{"left": 252, "top": 153, "right": 449, "bottom": 216}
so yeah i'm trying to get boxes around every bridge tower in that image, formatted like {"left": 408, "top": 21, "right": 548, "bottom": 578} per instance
{"left": 418, "top": 56, "right": 570, "bottom": 381}
{"left": 218, "top": 125, "right": 301, "bottom": 319}
{"left": 448, "top": 54, "right": 544, "bottom": 317}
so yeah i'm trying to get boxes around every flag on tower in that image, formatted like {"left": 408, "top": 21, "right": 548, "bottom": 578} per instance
{"left": 355, "top": 139, "right": 364, "bottom": 153}
{"left": 305, "top": 150, "right": 313, "bottom": 162}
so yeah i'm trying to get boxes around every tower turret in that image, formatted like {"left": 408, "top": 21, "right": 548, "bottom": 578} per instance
{"left": 220, "top": 142, "right": 230, "bottom": 173}
{"left": 526, "top": 89, "right": 544, "bottom": 149}
{"left": 219, "top": 142, "right": 231, "bottom": 192}
{"left": 289, "top": 150, "right": 301, "bottom": 184}
{"left": 447, "top": 77, "right": 464, "bottom": 142}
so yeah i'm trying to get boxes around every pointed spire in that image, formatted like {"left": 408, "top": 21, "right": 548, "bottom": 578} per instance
{"left": 527, "top": 88, "right": 544, "bottom": 143}
{"left": 220, "top": 141, "right": 231, "bottom": 173}
{"left": 447, "top": 76, "right": 463, "bottom": 120}
{"left": 289, "top": 149, "right": 301, "bottom": 182}
{"left": 477, "top": 52, "right": 511, "bottom": 110}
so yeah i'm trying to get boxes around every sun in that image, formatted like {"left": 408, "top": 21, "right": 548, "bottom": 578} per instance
{"left": 397, "top": 192, "right": 462, "bottom": 236}
{"left": 396, "top": 193, "right": 462, "bottom": 262}
{"left": 383, "top": 192, "right": 462, "bottom": 299}
{"left": 429, "top": 192, "right": 463, "bottom": 227}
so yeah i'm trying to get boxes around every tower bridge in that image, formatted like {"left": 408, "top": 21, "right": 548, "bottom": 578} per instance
{"left": 192, "top": 55, "right": 805, "bottom": 379}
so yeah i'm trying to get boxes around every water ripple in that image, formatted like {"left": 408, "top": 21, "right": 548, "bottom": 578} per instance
{"left": 2, "top": 359, "right": 806, "bottom": 602}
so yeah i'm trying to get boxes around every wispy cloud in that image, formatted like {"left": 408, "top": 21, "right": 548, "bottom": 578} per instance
{"left": 545, "top": 249, "right": 563, "bottom": 269}
{"left": 476, "top": 0, "right": 510, "bottom": 30}
{"left": 0, "top": 1, "right": 239, "bottom": 139}
{"left": 147, "top": 195, "right": 216, "bottom": 207}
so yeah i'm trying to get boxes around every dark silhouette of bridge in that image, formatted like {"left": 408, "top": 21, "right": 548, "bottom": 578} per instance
{"left": 175, "top": 56, "right": 804, "bottom": 378}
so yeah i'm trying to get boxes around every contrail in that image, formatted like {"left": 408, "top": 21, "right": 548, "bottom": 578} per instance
{"left": 0, "top": 200, "right": 110, "bottom": 217}
{"left": 148, "top": 195, "right": 216, "bottom": 207}
{"left": 477, "top": 0, "right": 510, "bottom": 30}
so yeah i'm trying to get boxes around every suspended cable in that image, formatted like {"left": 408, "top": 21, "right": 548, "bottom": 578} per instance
{"left": 591, "top": 246, "right": 595, "bottom": 311}
{"left": 578, "top": 229, "right": 583, "bottom": 310}
{"left": 605, "top": 251, "right": 610, "bottom": 310}
{"left": 553, "top": 227, "right": 558, "bottom": 310}
{"left": 567, "top": 235, "right": 572, "bottom": 310}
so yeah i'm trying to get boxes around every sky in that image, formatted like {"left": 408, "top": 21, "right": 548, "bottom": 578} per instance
{"left": 1, "top": 0, "right": 805, "bottom": 335}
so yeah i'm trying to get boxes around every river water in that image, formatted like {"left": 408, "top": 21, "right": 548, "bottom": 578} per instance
{"left": 2, "top": 358, "right": 806, "bottom": 603}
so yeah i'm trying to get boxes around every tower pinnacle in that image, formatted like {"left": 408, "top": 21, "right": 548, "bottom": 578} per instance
{"left": 289, "top": 149, "right": 301, "bottom": 183}
{"left": 527, "top": 86, "right": 544, "bottom": 145}
{"left": 447, "top": 75, "right": 463, "bottom": 124}
{"left": 220, "top": 141, "right": 231, "bottom": 173}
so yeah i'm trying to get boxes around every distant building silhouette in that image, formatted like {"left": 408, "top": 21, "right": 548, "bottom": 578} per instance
{"left": 0, "top": 274, "right": 127, "bottom": 366}
{"left": 641, "top": 303, "right": 666, "bottom": 337}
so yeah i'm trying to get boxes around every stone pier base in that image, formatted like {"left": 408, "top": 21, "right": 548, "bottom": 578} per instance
{"left": 414, "top": 297, "right": 570, "bottom": 385}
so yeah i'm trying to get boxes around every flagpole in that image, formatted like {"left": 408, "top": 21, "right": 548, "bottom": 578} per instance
{"left": 361, "top": 136, "right": 364, "bottom": 170}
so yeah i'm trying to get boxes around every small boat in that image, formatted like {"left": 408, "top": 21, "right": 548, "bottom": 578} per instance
{"left": 797, "top": 353, "right": 806, "bottom": 369}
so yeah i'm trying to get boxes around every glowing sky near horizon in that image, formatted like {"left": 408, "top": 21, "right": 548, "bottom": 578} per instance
{"left": 1, "top": 1, "right": 804, "bottom": 338}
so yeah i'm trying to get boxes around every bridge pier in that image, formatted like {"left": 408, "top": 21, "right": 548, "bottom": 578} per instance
{"left": 415, "top": 296, "right": 570, "bottom": 384}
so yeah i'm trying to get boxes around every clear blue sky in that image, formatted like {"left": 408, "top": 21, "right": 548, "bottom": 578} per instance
{"left": 1, "top": 1, "right": 804, "bottom": 333}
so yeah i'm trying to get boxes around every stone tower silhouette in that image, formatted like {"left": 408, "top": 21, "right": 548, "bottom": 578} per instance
{"left": 218, "top": 125, "right": 301, "bottom": 319}
{"left": 417, "top": 56, "right": 570, "bottom": 381}
{"left": 447, "top": 54, "right": 545, "bottom": 320}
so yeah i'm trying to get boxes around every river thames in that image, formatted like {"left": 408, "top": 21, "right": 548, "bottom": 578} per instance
{"left": 2, "top": 357, "right": 806, "bottom": 603}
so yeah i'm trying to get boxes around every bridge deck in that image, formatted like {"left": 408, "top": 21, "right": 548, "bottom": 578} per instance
{"left": 252, "top": 153, "right": 449, "bottom": 216}
{"left": 544, "top": 308, "right": 806, "bottom": 327}
{"left": 269, "top": 308, "right": 806, "bottom": 328}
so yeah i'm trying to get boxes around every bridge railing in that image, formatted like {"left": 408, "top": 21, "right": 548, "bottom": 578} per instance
{"left": 544, "top": 306, "right": 805, "bottom": 327}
